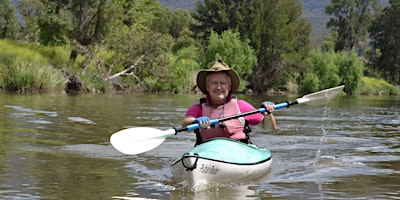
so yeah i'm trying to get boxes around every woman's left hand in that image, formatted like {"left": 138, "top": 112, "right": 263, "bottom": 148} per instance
{"left": 261, "top": 101, "right": 275, "bottom": 115}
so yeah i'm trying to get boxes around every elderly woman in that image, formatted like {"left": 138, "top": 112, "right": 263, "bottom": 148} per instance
{"left": 182, "top": 59, "right": 276, "bottom": 145}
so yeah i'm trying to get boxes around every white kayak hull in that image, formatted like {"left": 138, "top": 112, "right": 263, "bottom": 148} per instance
{"left": 171, "top": 138, "right": 272, "bottom": 188}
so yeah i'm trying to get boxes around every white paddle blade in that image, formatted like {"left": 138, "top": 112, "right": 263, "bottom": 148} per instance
{"left": 299, "top": 85, "right": 345, "bottom": 105}
{"left": 110, "top": 127, "right": 176, "bottom": 155}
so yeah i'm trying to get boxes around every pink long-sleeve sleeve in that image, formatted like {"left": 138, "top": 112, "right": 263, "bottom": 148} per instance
{"left": 237, "top": 100, "right": 264, "bottom": 125}
{"left": 185, "top": 99, "right": 263, "bottom": 125}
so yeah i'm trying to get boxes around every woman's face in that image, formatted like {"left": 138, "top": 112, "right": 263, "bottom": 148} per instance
{"left": 206, "top": 72, "right": 231, "bottom": 105}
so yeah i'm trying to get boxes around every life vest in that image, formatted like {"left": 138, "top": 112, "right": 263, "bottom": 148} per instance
{"left": 195, "top": 98, "right": 252, "bottom": 145}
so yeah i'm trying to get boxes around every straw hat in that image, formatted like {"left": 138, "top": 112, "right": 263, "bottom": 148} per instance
{"left": 196, "top": 59, "right": 240, "bottom": 94}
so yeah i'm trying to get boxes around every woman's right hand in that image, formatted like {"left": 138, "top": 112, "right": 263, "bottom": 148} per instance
{"left": 192, "top": 116, "right": 210, "bottom": 129}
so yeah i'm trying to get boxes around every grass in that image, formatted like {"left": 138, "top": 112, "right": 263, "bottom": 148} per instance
{"left": 0, "top": 39, "right": 66, "bottom": 92}
{"left": 356, "top": 77, "right": 400, "bottom": 95}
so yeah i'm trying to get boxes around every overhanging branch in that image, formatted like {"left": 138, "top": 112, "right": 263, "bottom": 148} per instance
{"left": 105, "top": 55, "right": 144, "bottom": 81}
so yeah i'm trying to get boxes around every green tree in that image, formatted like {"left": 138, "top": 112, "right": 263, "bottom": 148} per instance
{"left": 368, "top": 0, "right": 400, "bottom": 84}
{"left": 166, "top": 46, "right": 201, "bottom": 93}
{"left": 191, "top": 0, "right": 311, "bottom": 93}
{"left": 325, "top": 0, "right": 380, "bottom": 54}
{"left": 204, "top": 29, "right": 257, "bottom": 92}
{"left": 104, "top": 0, "right": 176, "bottom": 92}
{"left": 152, "top": 8, "right": 195, "bottom": 40}
{"left": 336, "top": 50, "right": 364, "bottom": 95}
{"left": 37, "top": 3, "right": 72, "bottom": 45}
{"left": 148, "top": 8, "right": 198, "bottom": 52}
{"left": 18, "top": 0, "right": 110, "bottom": 69}
{"left": 300, "top": 50, "right": 341, "bottom": 93}
{"left": 18, "top": 0, "right": 74, "bottom": 45}
{"left": 300, "top": 49, "right": 363, "bottom": 95}
{"left": 68, "top": 0, "right": 109, "bottom": 71}
{"left": 191, "top": 0, "right": 251, "bottom": 40}
{"left": 249, "top": 0, "right": 311, "bottom": 92}
{"left": 17, "top": 0, "right": 44, "bottom": 42}
{"left": 0, "top": 0, "right": 19, "bottom": 39}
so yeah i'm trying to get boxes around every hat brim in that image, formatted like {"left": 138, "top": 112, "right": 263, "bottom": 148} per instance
{"left": 197, "top": 69, "right": 240, "bottom": 94}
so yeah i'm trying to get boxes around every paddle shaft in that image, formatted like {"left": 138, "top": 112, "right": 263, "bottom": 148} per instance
{"left": 110, "top": 85, "right": 343, "bottom": 155}
{"left": 175, "top": 100, "right": 298, "bottom": 133}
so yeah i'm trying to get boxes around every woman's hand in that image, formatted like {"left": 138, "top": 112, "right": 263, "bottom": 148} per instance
{"left": 260, "top": 101, "right": 275, "bottom": 115}
{"left": 192, "top": 116, "right": 211, "bottom": 129}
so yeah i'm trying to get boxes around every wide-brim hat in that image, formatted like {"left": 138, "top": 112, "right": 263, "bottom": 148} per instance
{"left": 197, "top": 59, "right": 240, "bottom": 94}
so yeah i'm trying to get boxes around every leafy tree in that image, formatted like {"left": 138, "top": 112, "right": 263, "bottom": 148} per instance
{"left": 336, "top": 50, "right": 364, "bottom": 95}
{"left": 147, "top": 8, "right": 198, "bottom": 52}
{"left": 105, "top": 0, "right": 169, "bottom": 63}
{"left": 104, "top": 0, "right": 176, "bottom": 91}
{"left": 68, "top": 0, "right": 109, "bottom": 71}
{"left": 204, "top": 29, "right": 257, "bottom": 92}
{"left": 321, "top": 32, "right": 338, "bottom": 53}
{"left": 169, "top": 10, "right": 197, "bottom": 40}
{"left": 300, "top": 50, "right": 341, "bottom": 93}
{"left": 172, "top": 25, "right": 198, "bottom": 52}
{"left": 166, "top": 46, "right": 201, "bottom": 93}
{"left": 18, "top": 0, "right": 74, "bottom": 45}
{"left": 191, "top": 0, "right": 251, "bottom": 40}
{"left": 152, "top": 8, "right": 196, "bottom": 40}
{"left": 368, "top": 0, "right": 400, "bottom": 84}
{"left": 325, "top": 0, "right": 380, "bottom": 54}
{"left": 299, "top": 72, "right": 320, "bottom": 94}
{"left": 37, "top": 4, "right": 72, "bottom": 45}
{"left": 191, "top": 0, "right": 311, "bottom": 93}
{"left": 17, "top": 0, "right": 44, "bottom": 42}
{"left": 249, "top": 0, "right": 311, "bottom": 92}
{"left": 300, "top": 49, "right": 363, "bottom": 95}
{"left": 18, "top": 0, "right": 111, "bottom": 70}
{"left": 0, "top": 0, "right": 19, "bottom": 39}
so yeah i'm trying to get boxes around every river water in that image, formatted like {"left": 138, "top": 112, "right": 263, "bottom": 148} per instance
{"left": 0, "top": 92, "right": 399, "bottom": 199}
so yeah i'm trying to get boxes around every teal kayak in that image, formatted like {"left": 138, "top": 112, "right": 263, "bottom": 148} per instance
{"left": 171, "top": 138, "right": 272, "bottom": 188}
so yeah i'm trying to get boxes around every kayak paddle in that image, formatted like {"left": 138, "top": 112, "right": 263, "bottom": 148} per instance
{"left": 110, "top": 85, "right": 344, "bottom": 155}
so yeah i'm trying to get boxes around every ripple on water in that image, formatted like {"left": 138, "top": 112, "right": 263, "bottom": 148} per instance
{"left": 67, "top": 117, "right": 95, "bottom": 124}
{"left": 5, "top": 105, "right": 58, "bottom": 117}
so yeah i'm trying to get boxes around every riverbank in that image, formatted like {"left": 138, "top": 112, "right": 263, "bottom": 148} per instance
{"left": 1, "top": 40, "right": 399, "bottom": 96}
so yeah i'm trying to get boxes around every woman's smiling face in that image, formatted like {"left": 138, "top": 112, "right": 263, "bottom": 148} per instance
{"left": 206, "top": 72, "right": 231, "bottom": 105}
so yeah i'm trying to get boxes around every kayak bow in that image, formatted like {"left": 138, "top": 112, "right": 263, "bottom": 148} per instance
{"left": 171, "top": 138, "right": 272, "bottom": 187}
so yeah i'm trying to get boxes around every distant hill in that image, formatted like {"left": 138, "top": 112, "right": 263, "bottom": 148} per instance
{"left": 158, "top": 0, "right": 197, "bottom": 11}
{"left": 158, "top": 0, "right": 331, "bottom": 47}
{"left": 298, "top": 0, "right": 332, "bottom": 46}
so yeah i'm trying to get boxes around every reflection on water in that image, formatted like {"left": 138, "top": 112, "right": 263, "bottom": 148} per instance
{"left": 0, "top": 93, "right": 399, "bottom": 199}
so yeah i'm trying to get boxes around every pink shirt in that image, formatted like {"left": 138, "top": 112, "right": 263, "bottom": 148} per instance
{"left": 185, "top": 99, "right": 263, "bottom": 126}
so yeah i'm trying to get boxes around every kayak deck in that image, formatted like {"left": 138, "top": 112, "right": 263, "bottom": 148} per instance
{"left": 171, "top": 138, "right": 272, "bottom": 188}
{"left": 183, "top": 138, "right": 271, "bottom": 164}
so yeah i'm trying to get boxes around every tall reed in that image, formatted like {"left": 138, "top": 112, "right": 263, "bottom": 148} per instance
{"left": 0, "top": 40, "right": 65, "bottom": 92}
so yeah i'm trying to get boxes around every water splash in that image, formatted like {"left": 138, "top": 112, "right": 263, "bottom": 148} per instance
{"left": 313, "top": 105, "right": 331, "bottom": 167}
